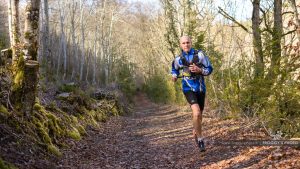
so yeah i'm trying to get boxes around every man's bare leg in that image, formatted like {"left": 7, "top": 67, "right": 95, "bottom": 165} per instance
{"left": 191, "top": 104, "right": 202, "bottom": 138}
{"left": 191, "top": 103, "right": 206, "bottom": 151}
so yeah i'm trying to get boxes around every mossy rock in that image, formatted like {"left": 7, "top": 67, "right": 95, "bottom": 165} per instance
{"left": 56, "top": 93, "right": 71, "bottom": 100}
{"left": 33, "top": 104, "right": 64, "bottom": 142}
{"left": 87, "top": 110, "right": 96, "bottom": 117}
{"left": 111, "top": 106, "right": 119, "bottom": 116}
{"left": 95, "top": 110, "right": 107, "bottom": 122}
{"left": 47, "top": 144, "right": 62, "bottom": 157}
{"left": 70, "top": 115, "right": 78, "bottom": 124}
{"left": 34, "top": 119, "right": 52, "bottom": 144}
{"left": 67, "top": 127, "right": 81, "bottom": 140}
{"left": 89, "top": 118, "right": 99, "bottom": 128}
{"left": 59, "top": 83, "right": 77, "bottom": 93}
{"left": 77, "top": 125, "right": 86, "bottom": 135}
{"left": 0, "top": 104, "right": 10, "bottom": 116}
{"left": 33, "top": 103, "right": 43, "bottom": 111}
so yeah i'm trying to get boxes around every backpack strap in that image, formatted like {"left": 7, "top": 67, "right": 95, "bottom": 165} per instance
{"left": 178, "top": 49, "right": 202, "bottom": 79}
{"left": 192, "top": 50, "right": 199, "bottom": 64}
{"left": 180, "top": 53, "right": 189, "bottom": 67}
{"left": 180, "top": 49, "right": 199, "bottom": 67}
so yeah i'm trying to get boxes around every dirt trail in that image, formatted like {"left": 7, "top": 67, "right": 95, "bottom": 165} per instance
{"left": 57, "top": 93, "right": 300, "bottom": 169}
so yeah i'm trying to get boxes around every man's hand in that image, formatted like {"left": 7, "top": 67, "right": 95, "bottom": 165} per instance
{"left": 189, "top": 63, "right": 202, "bottom": 74}
{"left": 172, "top": 76, "right": 177, "bottom": 82}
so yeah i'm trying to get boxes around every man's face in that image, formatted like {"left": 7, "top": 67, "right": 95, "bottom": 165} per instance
{"left": 180, "top": 37, "right": 192, "bottom": 53}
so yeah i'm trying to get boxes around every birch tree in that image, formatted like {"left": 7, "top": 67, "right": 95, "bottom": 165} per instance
{"left": 93, "top": 24, "right": 98, "bottom": 85}
{"left": 85, "top": 45, "right": 91, "bottom": 83}
{"left": 79, "top": 0, "right": 85, "bottom": 81}
{"left": 8, "top": 0, "right": 21, "bottom": 71}
{"left": 7, "top": 0, "right": 13, "bottom": 48}
{"left": 42, "top": 0, "right": 50, "bottom": 77}
{"left": 70, "top": 0, "right": 78, "bottom": 81}
{"left": 56, "top": 0, "right": 67, "bottom": 80}
{"left": 106, "top": 7, "right": 116, "bottom": 84}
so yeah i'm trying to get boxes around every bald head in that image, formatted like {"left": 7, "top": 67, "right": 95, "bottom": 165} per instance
{"left": 180, "top": 36, "right": 192, "bottom": 53}
{"left": 180, "top": 36, "right": 192, "bottom": 43}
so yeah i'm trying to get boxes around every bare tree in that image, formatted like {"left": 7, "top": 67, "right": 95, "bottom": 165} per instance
{"left": 56, "top": 0, "right": 67, "bottom": 80}
{"left": 268, "top": 0, "right": 283, "bottom": 79}
{"left": 7, "top": 0, "right": 13, "bottom": 47}
{"left": 85, "top": 44, "right": 91, "bottom": 83}
{"left": 93, "top": 24, "right": 98, "bottom": 85}
{"left": 70, "top": 0, "right": 78, "bottom": 81}
{"left": 161, "top": 0, "right": 179, "bottom": 58}
{"left": 288, "top": 0, "right": 300, "bottom": 41}
{"left": 8, "top": 0, "right": 20, "bottom": 70}
{"left": 79, "top": 0, "right": 85, "bottom": 81}
{"left": 43, "top": 0, "right": 50, "bottom": 77}
{"left": 106, "top": 7, "right": 116, "bottom": 84}
{"left": 252, "top": 0, "right": 264, "bottom": 77}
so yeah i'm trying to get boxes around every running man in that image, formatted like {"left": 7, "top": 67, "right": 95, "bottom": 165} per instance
{"left": 171, "top": 35, "right": 213, "bottom": 152}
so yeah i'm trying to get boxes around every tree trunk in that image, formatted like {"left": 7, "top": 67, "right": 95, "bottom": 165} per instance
{"left": 268, "top": 0, "right": 282, "bottom": 79}
{"left": 13, "top": 0, "right": 41, "bottom": 116}
{"left": 23, "top": 60, "right": 39, "bottom": 116}
{"left": 38, "top": 1, "right": 43, "bottom": 63}
{"left": 23, "top": 0, "right": 41, "bottom": 61}
{"left": 93, "top": 25, "right": 98, "bottom": 85}
{"left": 162, "top": 0, "right": 179, "bottom": 58}
{"left": 85, "top": 46, "right": 90, "bottom": 83}
{"left": 9, "top": 0, "right": 20, "bottom": 71}
{"left": 43, "top": 0, "right": 50, "bottom": 80}
{"left": 57, "top": 1, "right": 67, "bottom": 80}
{"left": 106, "top": 10, "right": 115, "bottom": 84}
{"left": 7, "top": 0, "right": 13, "bottom": 47}
{"left": 70, "top": 0, "right": 77, "bottom": 81}
{"left": 11, "top": 0, "right": 20, "bottom": 48}
{"left": 252, "top": 0, "right": 264, "bottom": 77}
{"left": 100, "top": 0, "right": 107, "bottom": 85}
{"left": 79, "top": 0, "right": 85, "bottom": 82}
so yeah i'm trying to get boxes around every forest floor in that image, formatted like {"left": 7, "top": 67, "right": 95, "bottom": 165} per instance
{"left": 55, "top": 93, "right": 300, "bottom": 169}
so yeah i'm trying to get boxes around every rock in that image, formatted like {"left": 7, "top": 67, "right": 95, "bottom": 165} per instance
{"left": 0, "top": 48, "right": 12, "bottom": 66}
{"left": 93, "top": 89, "right": 115, "bottom": 100}
{"left": 66, "top": 82, "right": 76, "bottom": 86}
{"left": 56, "top": 92, "right": 71, "bottom": 100}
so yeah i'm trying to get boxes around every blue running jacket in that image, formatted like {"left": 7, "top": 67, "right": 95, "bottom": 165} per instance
{"left": 171, "top": 48, "right": 213, "bottom": 93}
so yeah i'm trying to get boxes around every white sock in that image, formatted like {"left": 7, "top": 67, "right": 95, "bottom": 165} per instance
{"left": 197, "top": 137, "right": 203, "bottom": 142}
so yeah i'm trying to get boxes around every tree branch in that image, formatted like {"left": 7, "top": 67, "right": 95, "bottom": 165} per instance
{"left": 260, "top": 7, "right": 273, "bottom": 34}
{"left": 282, "top": 29, "right": 297, "bottom": 37}
{"left": 218, "top": 7, "right": 250, "bottom": 33}
{"left": 282, "top": 11, "right": 294, "bottom": 15}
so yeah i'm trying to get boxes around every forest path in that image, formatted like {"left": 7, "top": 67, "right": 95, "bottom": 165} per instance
{"left": 57, "top": 93, "right": 300, "bottom": 169}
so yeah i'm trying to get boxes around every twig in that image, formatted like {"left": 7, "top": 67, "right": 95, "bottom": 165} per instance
{"left": 260, "top": 7, "right": 273, "bottom": 34}
{"left": 282, "top": 29, "right": 297, "bottom": 37}
{"left": 7, "top": 90, "right": 15, "bottom": 111}
{"left": 218, "top": 7, "right": 250, "bottom": 33}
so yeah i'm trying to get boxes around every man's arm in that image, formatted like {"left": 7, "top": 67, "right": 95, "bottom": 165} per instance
{"left": 171, "top": 57, "right": 180, "bottom": 81}
{"left": 197, "top": 51, "right": 213, "bottom": 76}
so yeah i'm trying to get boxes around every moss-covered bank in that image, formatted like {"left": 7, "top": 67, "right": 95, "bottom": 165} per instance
{"left": 0, "top": 82, "right": 128, "bottom": 168}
